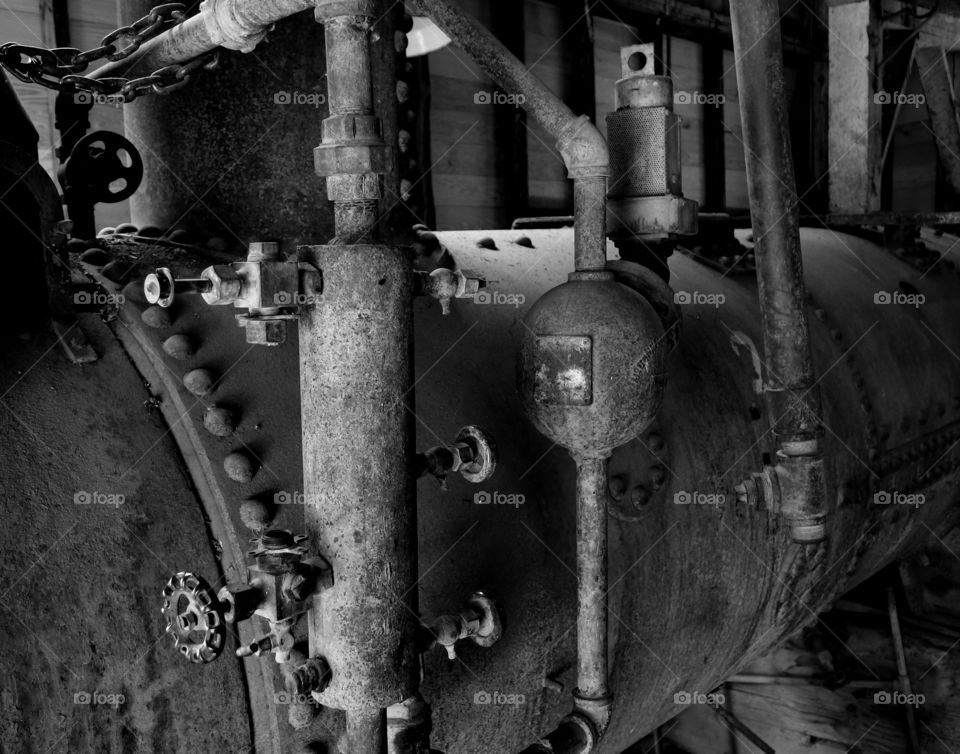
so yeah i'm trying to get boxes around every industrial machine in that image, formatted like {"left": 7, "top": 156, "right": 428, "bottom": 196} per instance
{"left": 2, "top": 0, "right": 959, "bottom": 752}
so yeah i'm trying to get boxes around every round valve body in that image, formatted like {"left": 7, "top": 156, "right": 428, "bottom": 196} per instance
{"left": 518, "top": 271, "right": 666, "bottom": 456}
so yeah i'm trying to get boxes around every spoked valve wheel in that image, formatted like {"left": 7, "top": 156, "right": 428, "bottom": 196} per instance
{"left": 161, "top": 571, "right": 227, "bottom": 664}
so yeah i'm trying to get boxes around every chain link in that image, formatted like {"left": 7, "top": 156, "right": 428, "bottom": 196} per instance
{"left": 0, "top": 3, "right": 218, "bottom": 102}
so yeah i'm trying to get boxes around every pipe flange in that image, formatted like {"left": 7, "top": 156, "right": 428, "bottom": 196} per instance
{"left": 162, "top": 571, "right": 226, "bottom": 664}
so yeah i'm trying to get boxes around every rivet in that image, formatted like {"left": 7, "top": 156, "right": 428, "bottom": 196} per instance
{"left": 646, "top": 432, "right": 665, "bottom": 453}
{"left": 648, "top": 465, "right": 667, "bottom": 490}
{"left": 608, "top": 475, "right": 628, "bottom": 502}
{"left": 631, "top": 485, "right": 650, "bottom": 509}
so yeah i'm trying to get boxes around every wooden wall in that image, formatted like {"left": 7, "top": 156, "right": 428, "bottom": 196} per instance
{"left": 428, "top": 1, "right": 758, "bottom": 230}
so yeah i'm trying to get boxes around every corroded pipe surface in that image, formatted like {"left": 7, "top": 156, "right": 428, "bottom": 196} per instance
{"left": 728, "top": 0, "right": 822, "bottom": 441}
{"left": 91, "top": 0, "right": 315, "bottom": 80}
{"left": 298, "top": 244, "right": 419, "bottom": 721}
{"left": 574, "top": 453, "right": 609, "bottom": 703}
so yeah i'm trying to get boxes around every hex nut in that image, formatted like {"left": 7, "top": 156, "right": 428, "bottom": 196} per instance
{"left": 200, "top": 265, "right": 242, "bottom": 306}
{"left": 313, "top": 142, "right": 391, "bottom": 177}
{"left": 163, "top": 334, "right": 194, "bottom": 360}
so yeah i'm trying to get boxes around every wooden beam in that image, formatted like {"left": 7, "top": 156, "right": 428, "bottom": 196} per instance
{"left": 916, "top": 46, "right": 960, "bottom": 203}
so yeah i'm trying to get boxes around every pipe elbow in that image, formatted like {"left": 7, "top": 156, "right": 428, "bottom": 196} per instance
{"left": 200, "top": 0, "right": 271, "bottom": 52}
{"left": 557, "top": 115, "right": 609, "bottom": 179}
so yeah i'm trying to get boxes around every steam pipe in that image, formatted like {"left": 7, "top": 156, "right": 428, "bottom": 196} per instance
{"left": 728, "top": 0, "right": 827, "bottom": 543}
{"left": 408, "top": 0, "right": 610, "bottom": 272}
{"left": 727, "top": 0, "right": 822, "bottom": 442}
{"left": 90, "top": 0, "right": 314, "bottom": 80}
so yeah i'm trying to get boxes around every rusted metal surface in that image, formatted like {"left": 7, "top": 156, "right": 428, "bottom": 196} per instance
{"left": 574, "top": 454, "right": 610, "bottom": 707}
{"left": 95, "top": 226, "right": 960, "bottom": 752}
{"left": 729, "top": 0, "right": 822, "bottom": 444}
{"left": 298, "top": 244, "right": 419, "bottom": 737}
{"left": 518, "top": 271, "right": 666, "bottom": 456}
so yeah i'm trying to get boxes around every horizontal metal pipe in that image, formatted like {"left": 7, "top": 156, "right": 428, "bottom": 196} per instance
{"left": 90, "top": 0, "right": 314, "bottom": 80}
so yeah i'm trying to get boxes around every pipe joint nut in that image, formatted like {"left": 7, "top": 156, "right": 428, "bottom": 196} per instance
{"left": 314, "top": 142, "right": 391, "bottom": 178}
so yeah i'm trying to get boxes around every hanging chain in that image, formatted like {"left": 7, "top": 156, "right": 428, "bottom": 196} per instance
{"left": 0, "top": 3, "right": 219, "bottom": 102}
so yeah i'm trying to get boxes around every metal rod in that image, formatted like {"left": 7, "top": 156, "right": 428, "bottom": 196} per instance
{"left": 887, "top": 587, "right": 921, "bottom": 753}
{"left": 573, "top": 178, "right": 607, "bottom": 272}
{"left": 574, "top": 453, "right": 609, "bottom": 701}
{"left": 728, "top": 0, "right": 823, "bottom": 442}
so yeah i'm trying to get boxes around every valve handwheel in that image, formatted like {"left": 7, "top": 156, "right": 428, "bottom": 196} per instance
{"left": 162, "top": 572, "right": 227, "bottom": 664}
{"left": 60, "top": 130, "right": 143, "bottom": 204}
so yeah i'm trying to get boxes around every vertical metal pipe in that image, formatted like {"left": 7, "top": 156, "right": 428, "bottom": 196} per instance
{"left": 347, "top": 707, "right": 388, "bottom": 752}
{"left": 316, "top": 2, "right": 390, "bottom": 243}
{"left": 728, "top": 0, "right": 823, "bottom": 442}
{"left": 299, "top": 244, "right": 418, "bottom": 751}
{"left": 324, "top": 17, "right": 374, "bottom": 114}
{"left": 573, "top": 178, "right": 608, "bottom": 272}
{"left": 574, "top": 453, "right": 609, "bottom": 700}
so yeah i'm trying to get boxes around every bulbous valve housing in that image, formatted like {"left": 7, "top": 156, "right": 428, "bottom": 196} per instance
{"left": 518, "top": 270, "right": 666, "bottom": 455}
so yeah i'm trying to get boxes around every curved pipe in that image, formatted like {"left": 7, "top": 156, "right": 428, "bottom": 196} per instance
{"left": 408, "top": 0, "right": 610, "bottom": 272}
